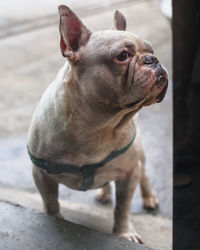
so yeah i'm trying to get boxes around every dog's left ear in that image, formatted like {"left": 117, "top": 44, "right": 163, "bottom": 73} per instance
{"left": 114, "top": 10, "right": 126, "bottom": 31}
{"left": 58, "top": 5, "right": 91, "bottom": 62}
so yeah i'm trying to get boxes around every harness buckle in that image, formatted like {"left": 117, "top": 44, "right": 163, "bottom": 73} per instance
{"left": 80, "top": 165, "right": 96, "bottom": 191}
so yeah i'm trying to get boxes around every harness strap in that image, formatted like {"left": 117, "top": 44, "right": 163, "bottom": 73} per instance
{"left": 28, "top": 130, "right": 136, "bottom": 191}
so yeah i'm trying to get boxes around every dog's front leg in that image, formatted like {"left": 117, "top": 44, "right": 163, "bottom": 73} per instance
{"left": 32, "top": 165, "right": 63, "bottom": 219}
{"left": 113, "top": 168, "right": 143, "bottom": 243}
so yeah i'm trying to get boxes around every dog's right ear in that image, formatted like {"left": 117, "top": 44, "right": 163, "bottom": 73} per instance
{"left": 58, "top": 5, "right": 91, "bottom": 62}
{"left": 114, "top": 10, "right": 126, "bottom": 31}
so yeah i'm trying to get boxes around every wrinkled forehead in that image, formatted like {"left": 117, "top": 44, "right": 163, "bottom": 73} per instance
{"left": 86, "top": 30, "right": 153, "bottom": 55}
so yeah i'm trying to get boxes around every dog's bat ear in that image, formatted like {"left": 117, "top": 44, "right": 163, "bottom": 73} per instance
{"left": 114, "top": 10, "right": 126, "bottom": 31}
{"left": 58, "top": 5, "right": 91, "bottom": 61}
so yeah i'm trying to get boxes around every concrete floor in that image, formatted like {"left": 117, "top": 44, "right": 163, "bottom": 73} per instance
{"left": 0, "top": 200, "right": 154, "bottom": 250}
{"left": 0, "top": 0, "right": 172, "bottom": 249}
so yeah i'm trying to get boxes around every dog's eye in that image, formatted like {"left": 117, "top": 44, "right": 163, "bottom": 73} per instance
{"left": 117, "top": 51, "right": 129, "bottom": 61}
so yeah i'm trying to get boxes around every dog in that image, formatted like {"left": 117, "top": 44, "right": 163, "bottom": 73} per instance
{"left": 27, "top": 5, "right": 168, "bottom": 243}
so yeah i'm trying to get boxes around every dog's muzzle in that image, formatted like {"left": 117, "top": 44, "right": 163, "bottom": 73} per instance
{"left": 154, "top": 64, "right": 168, "bottom": 103}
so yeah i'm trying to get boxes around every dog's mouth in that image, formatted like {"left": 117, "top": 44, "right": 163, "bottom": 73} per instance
{"left": 125, "top": 67, "right": 168, "bottom": 109}
{"left": 125, "top": 99, "right": 142, "bottom": 108}
{"left": 125, "top": 81, "right": 168, "bottom": 109}
{"left": 154, "top": 82, "right": 168, "bottom": 103}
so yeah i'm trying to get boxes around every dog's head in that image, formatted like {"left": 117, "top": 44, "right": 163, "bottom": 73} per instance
{"left": 58, "top": 6, "right": 168, "bottom": 112}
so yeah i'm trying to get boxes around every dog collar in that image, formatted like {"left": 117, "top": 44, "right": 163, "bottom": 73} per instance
{"left": 27, "top": 130, "right": 136, "bottom": 191}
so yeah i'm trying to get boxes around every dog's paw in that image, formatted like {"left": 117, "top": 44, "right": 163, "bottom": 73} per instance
{"left": 55, "top": 212, "right": 65, "bottom": 220}
{"left": 95, "top": 192, "right": 111, "bottom": 204}
{"left": 143, "top": 194, "right": 159, "bottom": 210}
{"left": 116, "top": 231, "right": 143, "bottom": 244}
{"left": 46, "top": 210, "right": 64, "bottom": 220}
{"left": 95, "top": 185, "right": 111, "bottom": 204}
{"left": 114, "top": 223, "right": 143, "bottom": 244}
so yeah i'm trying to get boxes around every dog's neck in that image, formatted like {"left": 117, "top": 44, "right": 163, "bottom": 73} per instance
{"left": 64, "top": 67, "right": 137, "bottom": 140}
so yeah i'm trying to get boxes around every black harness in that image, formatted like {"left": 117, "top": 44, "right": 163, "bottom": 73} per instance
{"left": 28, "top": 130, "right": 136, "bottom": 191}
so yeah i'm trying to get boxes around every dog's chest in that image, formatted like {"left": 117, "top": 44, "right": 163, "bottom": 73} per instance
{"left": 52, "top": 164, "right": 123, "bottom": 190}
{"left": 52, "top": 147, "right": 137, "bottom": 191}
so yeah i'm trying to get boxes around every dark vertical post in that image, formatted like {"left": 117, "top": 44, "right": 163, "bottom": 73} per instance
{"left": 173, "top": 0, "right": 200, "bottom": 249}
{"left": 173, "top": 0, "right": 200, "bottom": 167}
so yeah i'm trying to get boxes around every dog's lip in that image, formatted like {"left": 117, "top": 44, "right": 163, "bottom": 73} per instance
{"left": 125, "top": 75, "right": 168, "bottom": 109}
{"left": 125, "top": 99, "right": 142, "bottom": 108}
{"left": 125, "top": 84, "right": 167, "bottom": 108}
{"left": 155, "top": 83, "right": 168, "bottom": 103}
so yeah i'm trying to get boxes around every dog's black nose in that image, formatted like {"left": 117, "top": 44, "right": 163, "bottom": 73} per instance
{"left": 155, "top": 65, "right": 168, "bottom": 85}
{"left": 157, "top": 75, "right": 166, "bottom": 84}
{"left": 143, "top": 55, "right": 158, "bottom": 65}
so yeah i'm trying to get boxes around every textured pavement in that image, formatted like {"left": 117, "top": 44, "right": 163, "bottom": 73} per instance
{"left": 0, "top": 187, "right": 172, "bottom": 250}
{"left": 0, "top": 200, "right": 154, "bottom": 250}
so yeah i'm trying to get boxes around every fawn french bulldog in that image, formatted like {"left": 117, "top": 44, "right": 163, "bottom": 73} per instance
{"left": 28, "top": 5, "right": 168, "bottom": 243}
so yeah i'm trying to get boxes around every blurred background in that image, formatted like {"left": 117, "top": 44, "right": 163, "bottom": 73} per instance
{"left": 0, "top": 0, "right": 172, "bottom": 249}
